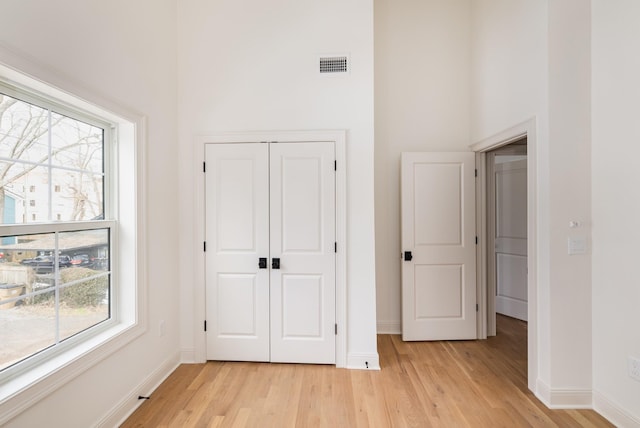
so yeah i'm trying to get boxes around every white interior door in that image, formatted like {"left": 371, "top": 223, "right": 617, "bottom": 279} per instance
{"left": 269, "top": 142, "right": 336, "bottom": 364}
{"left": 494, "top": 158, "right": 528, "bottom": 321}
{"left": 401, "top": 152, "right": 477, "bottom": 341}
{"left": 205, "top": 143, "right": 270, "bottom": 361}
{"left": 205, "top": 141, "right": 335, "bottom": 364}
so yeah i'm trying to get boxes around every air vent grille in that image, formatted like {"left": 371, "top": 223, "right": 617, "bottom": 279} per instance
{"left": 319, "top": 56, "right": 348, "bottom": 74}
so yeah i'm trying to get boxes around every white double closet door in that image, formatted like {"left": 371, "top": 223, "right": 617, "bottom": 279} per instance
{"left": 205, "top": 142, "right": 336, "bottom": 364}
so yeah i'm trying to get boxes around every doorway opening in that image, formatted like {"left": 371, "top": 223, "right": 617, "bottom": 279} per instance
{"left": 486, "top": 139, "right": 527, "bottom": 336}
{"left": 471, "top": 117, "right": 537, "bottom": 391}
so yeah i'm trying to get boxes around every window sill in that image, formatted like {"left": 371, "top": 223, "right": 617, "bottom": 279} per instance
{"left": 0, "top": 319, "right": 145, "bottom": 425}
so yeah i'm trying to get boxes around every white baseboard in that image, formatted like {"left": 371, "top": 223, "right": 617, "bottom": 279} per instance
{"left": 347, "top": 352, "right": 380, "bottom": 370}
{"left": 184, "top": 346, "right": 380, "bottom": 371}
{"left": 377, "top": 321, "right": 401, "bottom": 335}
{"left": 96, "top": 351, "right": 181, "bottom": 428}
{"left": 180, "top": 347, "right": 196, "bottom": 363}
{"left": 593, "top": 390, "right": 640, "bottom": 428}
{"left": 535, "top": 378, "right": 552, "bottom": 406}
{"left": 535, "top": 378, "right": 592, "bottom": 409}
{"left": 547, "top": 389, "right": 592, "bottom": 409}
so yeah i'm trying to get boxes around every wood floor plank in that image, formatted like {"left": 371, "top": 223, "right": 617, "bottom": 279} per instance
{"left": 121, "top": 316, "right": 613, "bottom": 427}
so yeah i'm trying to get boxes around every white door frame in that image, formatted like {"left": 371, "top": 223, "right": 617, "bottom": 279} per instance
{"left": 193, "top": 130, "right": 347, "bottom": 367}
{"left": 471, "top": 117, "right": 537, "bottom": 392}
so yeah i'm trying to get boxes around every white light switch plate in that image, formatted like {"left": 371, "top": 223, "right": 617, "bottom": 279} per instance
{"left": 568, "top": 236, "right": 588, "bottom": 255}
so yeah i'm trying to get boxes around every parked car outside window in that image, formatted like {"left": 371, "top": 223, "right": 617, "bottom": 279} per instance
{"left": 70, "top": 254, "right": 91, "bottom": 267}
{"left": 20, "top": 255, "right": 72, "bottom": 274}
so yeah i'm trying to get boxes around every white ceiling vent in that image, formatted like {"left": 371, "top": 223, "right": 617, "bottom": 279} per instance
{"left": 319, "top": 56, "right": 349, "bottom": 74}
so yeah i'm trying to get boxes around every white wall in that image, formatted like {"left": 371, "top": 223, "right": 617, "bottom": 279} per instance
{"left": 0, "top": 1, "right": 180, "bottom": 426}
{"left": 177, "top": 0, "right": 378, "bottom": 366}
{"left": 374, "top": 0, "right": 471, "bottom": 333}
{"left": 592, "top": 1, "right": 640, "bottom": 423}
{"left": 470, "top": 0, "right": 549, "bottom": 142}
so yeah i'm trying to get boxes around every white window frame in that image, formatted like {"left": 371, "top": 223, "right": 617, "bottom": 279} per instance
{"left": 0, "top": 55, "right": 147, "bottom": 425}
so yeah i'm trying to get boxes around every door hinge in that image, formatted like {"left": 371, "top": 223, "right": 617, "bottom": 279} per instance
{"left": 475, "top": 168, "right": 477, "bottom": 177}
{"left": 335, "top": 242, "right": 337, "bottom": 253}
{"left": 476, "top": 304, "right": 479, "bottom": 312}
{"left": 204, "top": 241, "right": 207, "bottom": 252}
{"left": 334, "top": 160, "right": 337, "bottom": 171}
{"left": 203, "top": 161, "right": 206, "bottom": 173}
{"left": 204, "top": 320, "right": 207, "bottom": 331}
{"left": 475, "top": 236, "right": 478, "bottom": 245}
{"left": 335, "top": 323, "right": 337, "bottom": 335}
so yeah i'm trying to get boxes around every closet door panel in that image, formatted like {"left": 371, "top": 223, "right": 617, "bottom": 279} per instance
{"left": 269, "top": 142, "right": 336, "bottom": 364}
{"left": 205, "top": 143, "right": 270, "bottom": 362}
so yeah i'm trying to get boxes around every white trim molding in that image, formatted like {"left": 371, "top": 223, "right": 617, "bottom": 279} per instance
{"left": 535, "top": 378, "right": 552, "bottom": 406}
{"left": 535, "top": 378, "right": 592, "bottom": 410}
{"left": 180, "top": 348, "right": 196, "bottom": 364}
{"left": 548, "top": 390, "right": 592, "bottom": 409}
{"left": 593, "top": 390, "right": 640, "bottom": 428}
{"left": 193, "top": 130, "right": 348, "bottom": 368}
{"left": 347, "top": 352, "right": 380, "bottom": 370}
{"left": 377, "top": 321, "right": 401, "bottom": 335}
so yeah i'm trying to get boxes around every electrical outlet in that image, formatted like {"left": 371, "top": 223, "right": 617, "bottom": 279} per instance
{"left": 629, "top": 356, "right": 640, "bottom": 382}
{"left": 159, "top": 320, "right": 165, "bottom": 337}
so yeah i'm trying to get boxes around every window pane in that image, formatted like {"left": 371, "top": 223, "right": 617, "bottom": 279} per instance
{"left": 58, "top": 229, "right": 110, "bottom": 270}
{"left": 51, "top": 169, "right": 103, "bottom": 221}
{"left": 1, "top": 232, "right": 60, "bottom": 280}
{"left": 0, "top": 96, "right": 105, "bottom": 225}
{"left": 50, "top": 113, "right": 104, "bottom": 172}
{"left": 0, "top": 292, "right": 56, "bottom": 371}
{"left": 58, "top": 229, "right": 110, "bottom": 340}
{"left": 0, "top": 228, "right": 110, "bottom": 372}
{"left": 1, "top": 161, "right": 105, "bottom": 224}
{"left": 0, "top": 93, "right": 49, "bottom": 164}
{"left": 59, "top": 276, "right": 109, "bottom": 341}
{"left": 0, "top": 162, "right": 50, "bottom": 225}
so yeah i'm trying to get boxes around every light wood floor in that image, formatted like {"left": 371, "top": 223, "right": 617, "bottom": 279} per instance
{"left": 122, "top": 315, "right": 612, "bottom": 427}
